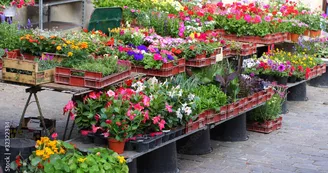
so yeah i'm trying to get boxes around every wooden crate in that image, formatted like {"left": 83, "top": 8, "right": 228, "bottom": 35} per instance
{"left": 2, "top": 58, "right": 55, "bottom": 85}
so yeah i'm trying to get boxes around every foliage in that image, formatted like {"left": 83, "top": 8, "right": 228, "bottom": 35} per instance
{"left": 192, "top": 84, "right": 227, "bottom": 112}
{"left": 35, "top": 56, "right": 61, "bottom": 71}
{"left": 11, "top": 137, "right": 129, "bottom": 173}
{"left": 72, "top": 55, "right": 128, "bottom": 77}
{"left": 248, "top": 88, "right": 285, "bottom": 123}
{"left": 0, "top": 22, "right": 30, "bottom": 51}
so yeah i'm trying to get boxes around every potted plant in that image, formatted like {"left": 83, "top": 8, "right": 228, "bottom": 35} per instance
{"left": 99, "top": 88, "right": 151, "bottom": 154}
{"left": 289, "top": 21, "right": 307, "bottom": 42}
{"left": 307, "top": 13, "right": 322, "bottom": 37}
{"left": 247, "top": 88, "right": 286, "bottom": 134}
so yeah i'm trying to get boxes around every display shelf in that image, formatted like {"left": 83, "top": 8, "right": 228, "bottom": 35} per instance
{"left": 34, "top": 0, "right": 83, "bottom": 7}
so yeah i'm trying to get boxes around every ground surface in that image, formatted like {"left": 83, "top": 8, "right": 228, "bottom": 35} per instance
{"left": 0, "top": 83, "right": 327, "bottom": 173}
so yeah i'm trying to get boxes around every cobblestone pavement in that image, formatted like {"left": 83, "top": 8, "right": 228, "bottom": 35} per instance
{"left": 178, "top": 86, "right": 328, "bottom": 173}
{"left": 1, "top": 83, "right": 328, "bottom": 173}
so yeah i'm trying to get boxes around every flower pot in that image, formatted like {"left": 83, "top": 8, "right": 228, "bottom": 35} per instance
{"left": 195, "top": 52, "right": 206, "bottom": 59}
{"left": 287, "top": 33, "right": 291, "bottom": 41}
{"left": 303, "top": 30, "right": 309, "bottom": 36}
{"left": 310, "top": 30, "right": 321, "bottom": 38}
{"left": 94, "top": 134, "right": 107, "bottom": 146}
{"left": 276, "top": 76, "right": 288, "bottom": 85}
{"left": 108, "top": 138, "right": 126, "bottom": 154}
{"left": 290, "top": 33, "right": 299, "bottom": 42}
{"left": 288, "top": 76, "right": 297, "bottom": 83}
{"left": 3, "top": 6, "right": 16, "bottom": 17}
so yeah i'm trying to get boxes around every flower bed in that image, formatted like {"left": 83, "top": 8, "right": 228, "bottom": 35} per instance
{"left": 55, "top": 60, "right": 131, "bottom": 89}
{"left": 247, "top": 116, "right": 282, "bottom": 134}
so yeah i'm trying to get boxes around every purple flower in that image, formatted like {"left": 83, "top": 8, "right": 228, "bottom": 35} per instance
{"left": 128, "top": 43, "right": 135, "bottom": 48}
{"left": 267, "top": 59, "right": 273, "bottom": 66}
{"left": 163, "top": 57, "right": 168, "bottom": 63}
{"left": 137, "top": 45, "right": 148, "bottom": 52}
{"left": 278, "top": 64, "right": 286, "bottom": 72}
{"left": 250, "top": 72, "right": 255, "bottom": 77}
{"left": 167, "top": 54, "right": 174, "bottom": 60}
{"left": 127, "top": 51, "right": 135, "bottom": 56}
{"left": 134, "top": 53, "right": 144, "bottom": 61}
{"left": 27, "top": 19, "right": 32, "bottom": 29}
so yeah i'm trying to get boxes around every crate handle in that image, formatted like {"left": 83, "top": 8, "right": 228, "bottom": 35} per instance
{"left": 70, "top": 69, "right": 86, "bottom": 77}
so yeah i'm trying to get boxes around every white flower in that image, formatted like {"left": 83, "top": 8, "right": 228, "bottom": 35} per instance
{"left": 188, "top": 94, "right": 195, "bottom": 101}
{"left": 182, "top": 103, "right": 187, "bottom": 109}
{"left": 168, "top": 91, "right": 174, "bottom": 98}
{"left": 184, "top": 106, "right": 192, "bottom": 116}
{"left": 148, "top": 77, "right": 158, "bottom": 85}
{"left": 176, "top": 108, "right": 183, "bottom": 119}
{"left": 177, "top": 90, "right": 183, "bottom": 97}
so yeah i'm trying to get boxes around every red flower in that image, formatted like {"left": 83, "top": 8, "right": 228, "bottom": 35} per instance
{"left": 207, "top": 15, "right": 213, "bottom": 21}
{"left": 190, "top": 45, "right": 195, "bottom": 50}
{"left": 188, "top": 10, "right": 194, "bottom": 16}
{"left": 116, "top": 122, "right": 121, "bottom": 126}
{"left": 196, "top": 11, "right": 204, "bottom": 17}
{"left": 107, "top": 37, "right": 115, "bottom": 46}
{"left": 106, "top": 119, "right": 112, "bottom": 124}
{"left": 95, "top": 114, "right": 100, "bottom": 121}
{"left": 168, "top": 14, "right": 175, "bottom": 18}
{"left": 89, "top": 92, "right": 97, "bottom": 99}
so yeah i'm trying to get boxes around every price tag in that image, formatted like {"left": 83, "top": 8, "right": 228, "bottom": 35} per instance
{"left": 216, "top": 47, "right": 223, "bottom": 62}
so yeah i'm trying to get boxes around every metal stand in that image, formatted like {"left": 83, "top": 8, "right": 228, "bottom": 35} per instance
{"left": 16, "top": 87, "right": 49, "bottom": 137}
{"left": 137, "top": 142, "right": 179, "bottom": 173}
{"left": 177, "top": 127, "right": 212, "bottom": 155}
{"left": 287, "top": 82, "right": 307, "bottom": 101}
{"left": 210, "top": 113, "right": 248, "bottom": 142}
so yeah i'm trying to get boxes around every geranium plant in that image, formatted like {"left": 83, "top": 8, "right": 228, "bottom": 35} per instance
{"left": 0, "top": 0, "right": 34, "bottom": 8}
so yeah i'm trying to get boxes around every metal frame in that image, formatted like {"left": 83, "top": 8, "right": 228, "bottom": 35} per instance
{"left": 37, "top": 0, "right": 86, "bottom": 30}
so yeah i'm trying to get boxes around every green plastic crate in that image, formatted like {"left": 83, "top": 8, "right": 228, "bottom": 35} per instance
{"left": 88, "top": 7, "right": 122, "bottom": 35}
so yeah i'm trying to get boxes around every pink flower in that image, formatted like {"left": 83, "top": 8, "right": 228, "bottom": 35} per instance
{"left": 69, "top": 112, "right": 76, "bottom": 120}
{"left": 51, "top": 132, "right": 58, "bottom": 139}
{"left": 134, "top": 103, "right": 144, "bottom": 111}
{"left": 143, "top": 95, "right": 150, "bottom": 107}
{"left": 159, "top": 119, "right": 166, "bottom": 130}
{"left": 83, "top": 95, "right": 88, "bottom": 103}
{"left": 106, "top": 119, "right": 112, "bottom": 124}
{"left": 89, "top": 92, "right": 97, "bottom": 99}
{"left": 103, "top": 132, "right": 110, "bottom": 138}
{"left": 264, "top": 16, "right": 271, "bottom": 22}
{"left": 143, "top": 110, "right": 149, "bottom": 123}
{"left": 106, "top": 90, "right": 115, "bottom": 97}
{"left": 154, "top": 54, "right": 162, "bottom": 61}
{"left": 80, "top": 130, "right": 90, "bottom": 136}
{"left": 63, "top": 101, "right": 75, "bottom": 114}
{"left": 163, "top": 57, "right": 168, "bottom": 63}
{"left": 131, "top": 9, "right": 136, "bottom": 13}
{"left": 95, "top": 114, "right": 100, "bottom": 122}
{"left": 92, "top": 125, "right": 101, "bottom": 133}
{"left": 165, "top": 103, "right": 173, "bottom": 113}
{"left": 105, "top": 101, "right": 112, "bottom": 108}
{"left": 244, "top": 14, "right": 252, "bottom": 23}
{"left": 152, "top": 116, "right": 161, "bottom": 124}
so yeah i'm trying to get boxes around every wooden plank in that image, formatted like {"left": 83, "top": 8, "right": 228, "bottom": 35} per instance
{"left": 2, "top": 67, "right": 54, "bottom": 85}
{"left": 3, "top": 58, "right": 37, "bottom": 72}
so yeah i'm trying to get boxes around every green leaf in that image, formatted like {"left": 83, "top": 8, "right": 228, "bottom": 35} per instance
{"left": 70, "top": 163, "right": 78, "bottom": 170}
{"left": 31, "top": 157, "right": 42, "bottom": 166}
{"left": 80, "top": 163, "right": 88, "bottom": 169}
{"left": 62, "top": 142, "right": 74, "bottom": 150}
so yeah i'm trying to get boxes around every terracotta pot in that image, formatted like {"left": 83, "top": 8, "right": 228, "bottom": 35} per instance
{"left": 290, "top": 33, "right": 299, "bottom": 42}
{"left": 108, "top": 138, "right": 125, "bottom": 154}
{"left": 310, "top": 30, "right": 321, "bottom": 38}
{"left": 287, "top": 33, "right": 291, "bottom": 41}
{"left": 303, "top": 30, "right": 309, "bottom": 36}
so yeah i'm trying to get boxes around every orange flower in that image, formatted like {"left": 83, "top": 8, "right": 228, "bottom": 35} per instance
{"left": 190, "top": 45, "right": 195, "bottom": 50}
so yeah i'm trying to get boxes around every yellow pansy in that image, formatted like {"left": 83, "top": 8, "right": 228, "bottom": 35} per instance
{"left": 36, "top": 150, "right": 44, "bottom": 156}
{"left": 117, "top": 156, "right": 126, "bottom": 164}
{"left": 78, "top": 158, "right": 87, "bottom": 163}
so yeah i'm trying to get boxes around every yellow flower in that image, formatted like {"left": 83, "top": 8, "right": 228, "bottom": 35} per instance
{"left": 63, "top": 44, "right": 67, "bottom": 47}
{"left": 68, "top": 52, "right": 73, "bottom": 57}
{"left": 66, "top": 40, "right": 71, "bottom": 44}
{"left": 56, "top": 46, "right": 62, "bottom": 51}
{"left": 59, "top": 147, "right": 66, "bottom": 154}
{"left": 189, "top": 33, "right": 195, "bottom": 39}
{"left": 117, "top": 156, "right": 126, "bottom": 164}
{"left": 36, "top": 150, "right": 44, "bottom": 156}
{"left": 78, "top": 158, "right": 87, "bottom": 163}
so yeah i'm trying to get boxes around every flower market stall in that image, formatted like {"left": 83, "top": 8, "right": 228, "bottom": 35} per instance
{"left": 1, "top": 0, "right": 328, "bottom": 172}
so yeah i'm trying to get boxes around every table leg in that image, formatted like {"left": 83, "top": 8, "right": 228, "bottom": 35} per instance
{"left": 15, "top": 93, "right": 33, "bottom": 136}
{"left": 62, "top": 112, "right": 71, "bottom": 141}
{"left": 34, "top": 93, "right": 49, "bottom": 136}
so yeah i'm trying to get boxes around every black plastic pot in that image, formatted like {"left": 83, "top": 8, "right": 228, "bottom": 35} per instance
{"left": 137, "top": 142, "right": 178, "bottom": 173}
{"left": 0, "top": 138, "right": 35, "bottom": 173}
{"left": 154, "top": 134, "right": 164, "bottom": 146}
{"left": 276, "top": 76, "right": 288, "bottom": 85}
{"left": 125, "top": 141, "right": 136, "bottom": 151}
{"left": 177, "top": 127, "right": 212, "bottom": 155}
{"left": 267, "top": 75, "right": 275, "bottom": 82}
{"left": 175, "top": 127, "right": 185, "bottom": 137}
{"left": 81, "top": 133, "right": 94, "bottom": 144}
{"left": 169, "top": 130, "right": 176, "bottom": 140}
{"left": 281, "top": 99, "right": 288, "bottom": 114}
{"left": 288, "top": 76, "right": 297, "bottom": 83}
{"left": 93, "top": 134, "right": 107, "bottom": 146}
{"left": 211, "top": 113, "right": 248, "bottom": 142}
{"left": 162, "top": 130, "right": 171, "bottom": 143}
{"left": 128, "top": 159, "right": 138, "bottom": 173}
{"left": 287, "top": 82, "right": 307, "bottom": 101}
